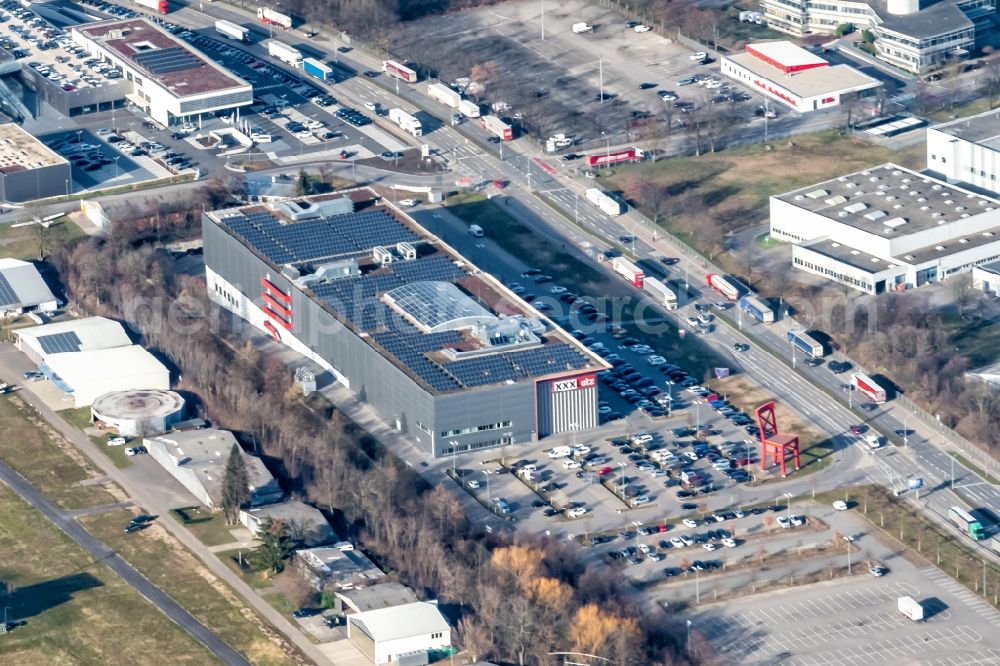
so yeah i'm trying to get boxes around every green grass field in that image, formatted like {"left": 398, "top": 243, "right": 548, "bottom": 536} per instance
{"left": 0, "top": 218, "right": 85, "bottom": 261}
{"left": 0, "top": 485, "right": 219, "bottom": 666}
{"left": 0, "top": 396, "right": 118, "bottom": 509}
{"left": 81, "top": 510, "right": 304, "bottom": 666}
{"left": 172, "top": 506, "right": 240, "bottom": 547}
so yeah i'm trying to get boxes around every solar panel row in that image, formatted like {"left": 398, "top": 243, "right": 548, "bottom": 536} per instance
{"left": 133, "top": 46, "right": 200, "bottom": 75}
{"left": 0, "top": 273, "right": 18, "bottom": 307}
{"left": 225, "top": 209, "right": 420, "bottom": 266}
{"left": 37, "top": 331, "right": 83, "bottom": 355}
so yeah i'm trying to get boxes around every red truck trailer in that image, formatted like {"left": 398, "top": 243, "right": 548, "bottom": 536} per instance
{"left": 382, "top": 60, "right": 418, "bottom": 83}
{"left": 584, "top": 147, "right": 643, "bottom": 168}
{"left": 851, "top": 373, "right": 887, "bottom": 403}
{"left": 480, "top": 115, "right": 513, "bottom": 141}
{"left": 706, "top": 273, "right": 740, "bottom": 301}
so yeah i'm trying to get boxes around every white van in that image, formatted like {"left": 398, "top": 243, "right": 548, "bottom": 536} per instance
{"left": 866, "top": 434, "right": 883, "bottom": 449}
{"left": 573, "top": 22, "right": 593, "bottom": 33}
{"left": 547, "top": 445, "right": 572, "bottom": 459}
{"left": 469, "top": 224, "right": 484, "bottom": 237}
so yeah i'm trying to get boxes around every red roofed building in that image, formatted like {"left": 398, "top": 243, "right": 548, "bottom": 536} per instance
{"left": 721, "top": 41, "right": 881, "bottom": 112}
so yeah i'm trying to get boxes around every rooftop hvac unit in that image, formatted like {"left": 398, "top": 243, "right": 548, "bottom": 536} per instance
{"left": 396, "top": 241, "right": 417, "bottom": 260}
{"left": 373, "top": 246, "right": 394, "bottom": 266}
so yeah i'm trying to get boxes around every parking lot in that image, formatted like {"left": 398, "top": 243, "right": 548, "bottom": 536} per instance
{"left": 392, "top": 0, "right": 771, "bottom": 147}
{"left": 691, "top": 550, "right": 1000, "bottom": 665}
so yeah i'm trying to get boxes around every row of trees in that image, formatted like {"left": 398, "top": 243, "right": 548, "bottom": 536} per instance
{"left": 49, "top": 205, "right": 699, "bottom": 664}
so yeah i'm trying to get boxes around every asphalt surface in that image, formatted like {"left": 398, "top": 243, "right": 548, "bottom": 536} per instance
{"left": 0, "top": 458, "right": 250, "bottom": 666}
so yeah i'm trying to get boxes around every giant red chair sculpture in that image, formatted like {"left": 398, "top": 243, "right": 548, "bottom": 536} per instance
{"left": 755, "top": 401, "right": 800, "bottom": 477}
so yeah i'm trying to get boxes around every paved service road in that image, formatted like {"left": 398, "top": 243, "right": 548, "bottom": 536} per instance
{"left": 0, "top": 459, "right": 250, "bottom": 666}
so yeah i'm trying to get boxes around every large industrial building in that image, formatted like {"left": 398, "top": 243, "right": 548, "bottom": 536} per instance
{"left": 15, "top": 316, "right": 170, "bottom": 407}
{"left": 203, "top": 190, "right": 607, "bottom": 458}
{"left": 720, "top": 41, "right": 881, "bottom": 112}
{"left": 759, "top": 0, "right": 993, "bottom": 74}
{"left": 347, "top": 601, "right": 451, "bottom": 665}
{"left": 927, "top": 108, "right": 1000, "bottom": 194}
{"left": 70, "top": 18, "right": 252, "bottom": 127}
{"left": 771, "top": 163, "right": 1000, "bottom": 293}
{"left": 0, "top": 258, "right": 58, "bottom": 315}
{"left": 0, "top": 123, "right": 71, "bottom": 202}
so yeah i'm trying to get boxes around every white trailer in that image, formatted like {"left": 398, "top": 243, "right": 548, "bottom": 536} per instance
{"left": 267, "top": 40, "right": 302, "bottom": 68}
{"left": 584, "top": 187, "right": 625, "bottom": 216}
{"left": 898, "top": 597, "right": 924, "bottom": 622}
{"left": 428, "top": 83, "right": 461, "bottom": 109}
{"left": 643, "top": 277, "right": 678, "bottom": 310}
{"left": 458, "top": 99, "right": 480, "bottom": 118}
{"left": 215, "top": 19, "right": 249, "bottom": 43}
{"left": 257, "top": 7, "right": 292, "bottom": 29}
{"left": 611, "top": 256, "right": 644, "bottom": 288}
{"left": 388, "top": 108, "right": 422, "bottom": 136}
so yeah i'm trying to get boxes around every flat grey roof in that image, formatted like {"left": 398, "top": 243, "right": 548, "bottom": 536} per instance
{"left": 774, "top": 163, "right": 1000, "bottom": 238}
{"left": 798, "top": 238, "right": 901, "bottom": 274}
{"left": 974, "top": 260, "right": 1000, "bottom": 276}
{"left": 879, "top": 2, "right": 973, "bottom": 40}
{"left": 931, "top": 108, "right": 1000, "bottom": 151}
{"left": 725, "top": 52, "right": 880, "bottom": 99}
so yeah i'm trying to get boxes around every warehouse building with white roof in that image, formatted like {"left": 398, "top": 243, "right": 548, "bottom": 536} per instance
{"left": 721, "top": 41, "right": 881, "bottom": 112}
{"left": 347, "top": 601, "right": 451, "bottom": 665}
{"left": 0, "top": 258, "right": 57, "bottom": 316}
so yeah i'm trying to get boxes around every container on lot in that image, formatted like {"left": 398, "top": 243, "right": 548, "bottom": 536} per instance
{"left": 382, "top": 60, "right": 418, "bottom": 83}
{"left": 787, "top": 330, "right": 824, "bottom": 357}
{"left": 388, "top": 108, "right": 422, "bottom": 136}
{"left": 267, "top": 40, "right": 303, "bottom": 68}
{"left": 897, "top": 596, "right": 924, "bottom": 621}
{"left": 948, "top": 505, "right": 986, "bottom": 540}
{"left": 303, "top": 58, "right": 334, "bottom": 82}
{"left": 643, "top": 276, "right": 677, "bottom": 310}
{"left": 706, "top": 273, "right": 741, "bottom": 301}
{"left": 257, "top": 7, "right": 292, "bottom": 29}
{"left": 611, "top": 256, "right": 644, "bottom": 288}
{"left": 739, "top": 295, "right": 774, "bottom": 323}
{"left": 428, "top": 83, "right": 462, "bottom": 109}
{"left": 215, "top": 19, "right": 250, "bottom": 43}
{"left": 851, "top": 372, "right": 886, "bottom": 403}
{"left": 480, "top": 115, "right": 513, "bottom": 140}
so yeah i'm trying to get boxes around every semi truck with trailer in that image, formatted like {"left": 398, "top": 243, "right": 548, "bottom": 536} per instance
{"left": 257, "top": 7, "right": 292, "bottom": 29}
{"left": 706, "top": 273, "right": 741, "bottom": 301}
{"left": 643, "top": 277, "right": 678, "bottom": 310}
{"left": 787, "top": 330, "right": 824, "bottom": 358}
{"left": 948, "top": 506, "right": 986, "bottom": 540}
{"left": 480, "top": 115, "right": 513, "bottom": 141}
{"left": 585, "top": 147, "right": 643, "bottom": 169}
{"left": 134, "top": 0, "right": 169, "bottom": 13}
{"left": 215, "top": 19, "right": 250, "bottom": 43}
{"left": 584, "top": 187, "right": 625, "bottom": 216}
{"left": 739, "top": 295, "right": 774, "bottom": 323}
{"left": 897, "top": 597, "right": 924, "bottom": 622}
{"left": 388, "top": 108, "right": 422, "bottom": 136}
{"left": 458, "top": 99, "right": 481, "bottom": 118}
{"left": 428, "top": 82, "right": 461, "bottom": 109}
{"left": 611, "top": 257, "right": 644, "bottom": 288}
{"left": 267, "top": 41, "right": 303, "bottom": 68}
{"left": 851, "top": 373, "right": 887, "bottom": 404}
{"left": 303, "top": 58, "right": 334, "bottom": 82}
{"left": 382, "top": 60, "right": 418, "bottom": 83}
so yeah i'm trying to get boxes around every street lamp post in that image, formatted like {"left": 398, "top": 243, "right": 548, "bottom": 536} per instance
{"left": 570, "top": 422, "right": 579, "bottom": 448}
{"left": 450, "top": 440, "right": 459, "bottom": 474}
{"left": 784, "top": 492, "right": 793, "bottom": 522}
{"left": 686, "top": 619, "right": 692, "bottom": 653}
{"left": 482, "top": 469, "right": 491, "bottom": 504}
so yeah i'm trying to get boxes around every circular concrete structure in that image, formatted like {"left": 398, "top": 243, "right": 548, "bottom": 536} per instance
{"left": 90, "top": 389, "right": 185, "bottom": 437}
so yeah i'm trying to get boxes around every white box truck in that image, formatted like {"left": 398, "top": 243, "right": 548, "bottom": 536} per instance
{"left": 428, "top": 82, "right": 461, "bottom": 109}
{"left": 458, "top": 99, "right": 480, "bottom": 118}
{"left": 267, "top": 40, "right": 302, "bottom": 68}
{"left": 573, "top": 22, "right": 593, "bottom": 33}
{"left": 388, "top": 108, "right": 422, "bottom": 136}
{"left": 898, "top": 597, "right": 924, "bottom": 622}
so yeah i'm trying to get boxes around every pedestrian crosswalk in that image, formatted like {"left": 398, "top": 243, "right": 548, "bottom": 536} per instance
{"left": 921, "top": 567, "right": 1000, "bottom": 628}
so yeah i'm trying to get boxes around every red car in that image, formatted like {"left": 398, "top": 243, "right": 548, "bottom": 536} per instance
{"left": 849, "top": 424, "right": 865, "bottom": 434}
{"left": 598, "top": 466, "right": 614, "bottom": 477}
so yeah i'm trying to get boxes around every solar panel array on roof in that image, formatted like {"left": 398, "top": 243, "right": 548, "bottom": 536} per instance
{"left": 222, "top": 209, "right": 420, "bottom": 266}
{"left": 442, "top": 344, "right": 590, "bottom": 388}
{"left": 37, "top": 331, "right": 82, "bottom": 354}
{"left": 373, "top": 323, "right": 464, "bottom": 392}
{"left": 0, "top": 273, "right": 17, "bottom": 307}
{"left": 132, "top": 46, "right": 200, "bottom": 75}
